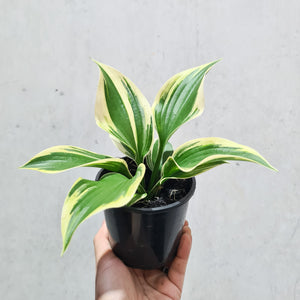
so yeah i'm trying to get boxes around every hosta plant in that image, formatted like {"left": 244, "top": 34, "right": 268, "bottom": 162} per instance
{"left": 21, "top": 59, "right": 276, "bottom": 254}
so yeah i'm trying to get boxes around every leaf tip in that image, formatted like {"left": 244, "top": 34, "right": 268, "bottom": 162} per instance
{"left": 207, "top": 58, "right": 222, "bottom": 68}
{"left": 91, "top": 57, "right": 99, "bottom": 64}
{"left": 19, "top": 161, "right": 31, "bottom": 170}
{"left": 259, "top": 156, "right": 277, "bottom": 172}
{"left": 137, "top": 163, "right": 146, "bottom": 172}
{"left": 268, "top": 164, "right": 278, "bottom": 172}
{"left": 60, "top": 246, "right": 66, "bottom": 256}
{"left": 61, "top": 235, "right": 69, "bottom": 256}
{"left": 91, "top": 58, "right": 103, "bottom": 69}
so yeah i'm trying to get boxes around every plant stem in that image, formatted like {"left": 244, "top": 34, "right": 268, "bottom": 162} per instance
{"left": 148, "top": 139, "right": 165, "bottom": 192}
{"left": 141, "top": 176, "right": 146, "bottom": 190}
{"left": 135, "top": 154, "right": 143, "bottom": 166}
{"left": 147, "top": 180, "right": 161, "bottom": 199}
{"left": 137, "top": 183, "right": 146, "bottom": 194}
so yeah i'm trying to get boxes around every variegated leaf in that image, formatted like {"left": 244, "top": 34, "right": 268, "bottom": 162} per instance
{"left": 20, "top": 145, "right": 131, "bottom": 178}
{"left": 61, "top": 164, "right": 146, "bottom": 254}
{"left": 153, "top": 60, "right": 220, "bottom": 144}
{"left": 94, "top": 61, "right": 153, "bottom": 164}
{"left": 161, "top": 137, "right": 276, "bottom": 182}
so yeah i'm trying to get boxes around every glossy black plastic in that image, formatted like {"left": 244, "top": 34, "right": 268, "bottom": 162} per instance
{"left": 96, "top": 170, "right": 196, "bottom": 269}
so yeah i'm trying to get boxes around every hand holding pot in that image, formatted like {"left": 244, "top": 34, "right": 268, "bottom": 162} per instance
{"left": 94, "top": 221, "right": 192, "bottom": 300}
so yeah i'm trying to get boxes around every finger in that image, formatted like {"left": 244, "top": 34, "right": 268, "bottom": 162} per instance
{"left": 168, "top": 222, "right": 192, "bottom": 291}
{"left": 93, "top": 221, "right": 112, "bottom": 263}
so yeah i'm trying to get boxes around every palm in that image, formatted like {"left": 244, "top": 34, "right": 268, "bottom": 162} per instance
{"left": 94, "top": 221, "right": 192, "bottom": 300}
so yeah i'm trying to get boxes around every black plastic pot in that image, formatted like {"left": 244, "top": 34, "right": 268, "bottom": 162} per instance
{"left": 96, "top": 170, "right": 196, "bottom": 270}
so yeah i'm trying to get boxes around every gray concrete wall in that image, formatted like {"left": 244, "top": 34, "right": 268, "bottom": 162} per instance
{"left": 1, "top": 0, "right": 299, "bottom": 299}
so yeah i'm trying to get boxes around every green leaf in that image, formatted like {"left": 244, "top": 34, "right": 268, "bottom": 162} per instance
{"left": 161, "top": 137, "right": 277, "bottom": 182}
{"left": 93, "top": 60, "right": 153, "bottom": 163}
{"left": 61, "top": 163, "right": 146, "bottom": 254}
{"left": 153, "top": 60, "right": 220, "bottom": 144}
{"left": 146, "top": 139, "right": 173, "bottom": 171}
{"left": 20, "top": 145, "right": 131, "bottom": 178}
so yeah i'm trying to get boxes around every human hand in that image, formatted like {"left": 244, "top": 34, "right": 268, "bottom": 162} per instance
{"left": 94, "top": 220, "right": 192, "bottom": 300}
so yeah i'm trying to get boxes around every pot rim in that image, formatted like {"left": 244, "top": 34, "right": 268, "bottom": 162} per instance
{"left": 96, "top": 168, "right": 196, "bottom": 214}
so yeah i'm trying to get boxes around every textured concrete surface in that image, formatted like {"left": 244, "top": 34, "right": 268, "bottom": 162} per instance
{"left": 1, "top": 0, "right": 299, "bottom": 299}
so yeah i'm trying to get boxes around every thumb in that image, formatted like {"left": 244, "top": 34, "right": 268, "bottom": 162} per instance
{"left": 93, "top": 221, "right": 112, "bottom": 264}
{"left": 167, "top": 221, "right": 192, "bottom": 291}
